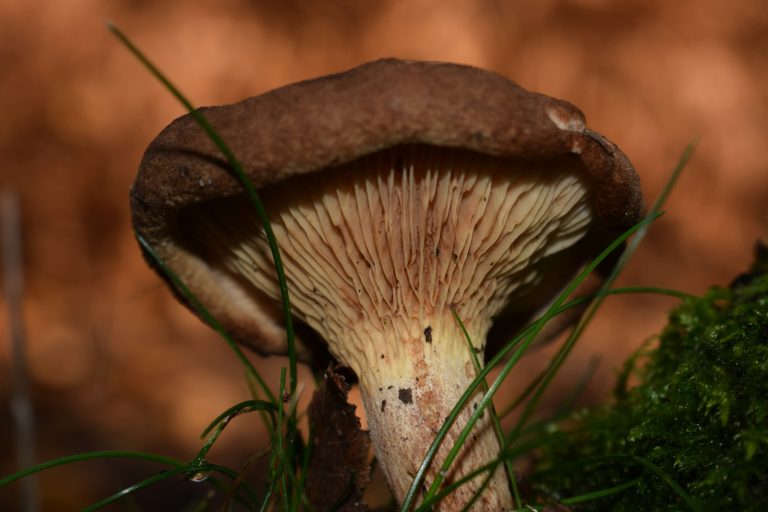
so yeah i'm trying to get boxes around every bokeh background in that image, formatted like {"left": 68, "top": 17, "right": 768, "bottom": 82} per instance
{"left": 1, "top": 0, "right": 767, "bottom": 509}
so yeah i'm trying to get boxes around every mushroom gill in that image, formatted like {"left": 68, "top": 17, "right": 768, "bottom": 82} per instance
{"left": 178, "top": 143, "right": 593, "bottom": 508}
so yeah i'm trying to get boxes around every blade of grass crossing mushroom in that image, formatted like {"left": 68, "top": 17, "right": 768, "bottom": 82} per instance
{"left": 420, "top": 427, "right": 616, "bottom": 511}
{"left": 418, "top": 287, "right": 687, "bottom": 510}
{"left": 136, "top": 234, "right": 276, "bottom": 405}
{"left": 111, "top": 30, "right": 305, "bottom": 505}
{"left": 506, "top": 140, "right": 698, "bottom": 443}
{"left": 419, "top": 454, "right": 509, "bottom": 510}
{"left": 433, "top": 285, "right": 694, "bottom": 462}
{"left": 137, "top": 235, "right": 290, "bottom": 496}
{"left": 109, "top": 24, "right": 299, "bottom": 403}
{"left": 410, "top": 308, "right": 574, "bottom": 510}
{"left": 451, "top": 308, "right": 521, "bottom": 509}
{"left": 402, "top": 214, "right": 658, "bottom": 511}
{"left": 137, "top": 233, "right": 290, "bottom": 503}
{"left": 495, "top": 142, "right": 699, "bottom": 508}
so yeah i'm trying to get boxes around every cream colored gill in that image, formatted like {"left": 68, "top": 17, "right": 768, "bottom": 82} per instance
{"left": 183, "top": 145, "right": 592, "bottom": 372}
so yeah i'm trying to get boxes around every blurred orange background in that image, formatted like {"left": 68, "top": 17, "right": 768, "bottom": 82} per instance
{"left": 1, "top": 0, "right": 767, "bottom": 509}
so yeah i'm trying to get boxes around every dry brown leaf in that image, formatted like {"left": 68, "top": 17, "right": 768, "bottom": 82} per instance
{"left": 306, "top": 365, "right": 371, "bottom": 512}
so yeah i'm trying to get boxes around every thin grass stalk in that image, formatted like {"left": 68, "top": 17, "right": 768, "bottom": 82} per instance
{"left": 136, "top": 234, "right": 276, "bottom": 405}
{"left": 0, "top": 451, "right": 255, "bottom": 509}
{"left": 507, "top": 138, "right": 698, "bottom": 442}
{"left": 559, "top": 477, "right": 641, "bottom": 505}
{"left": 111, "top": 31, "right": 309, "bottom": 509}
{"left": 276, "top": 368, "right": 290, "bottom": 511}
{"left": 533, "top": 453, "right": 702, "bottom": 511}
{"left": 509, "top": 356, "right": 599, "bottom": 443}
{"left": 498, "top": 284, "right": 694, "bottom": 419}
{"left": 109, "top": 24, "right": 299, "bottom": 404}
{"left": 81, "top": 463, "right": 246, "bottom": 512}
{"left": 452, "top": 309, "right": 521, "bottom": 509}
{"left": 0, "top": 451, "right": 185, "bottom": 487}
{"left": 200, "top": 400, "right": 277, "bottom": 439}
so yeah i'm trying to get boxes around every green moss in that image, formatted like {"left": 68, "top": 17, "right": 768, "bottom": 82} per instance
{"left": 532, "top": 245, "right": 768, "bottom": 511}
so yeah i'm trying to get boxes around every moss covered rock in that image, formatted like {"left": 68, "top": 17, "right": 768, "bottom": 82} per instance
{"left": 533, "top": 244, "right": 768, "bottom": 511}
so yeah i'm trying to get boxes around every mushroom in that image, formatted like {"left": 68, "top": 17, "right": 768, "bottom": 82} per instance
{"left": 131, "top": 59, "right": 644, "bottom": 510}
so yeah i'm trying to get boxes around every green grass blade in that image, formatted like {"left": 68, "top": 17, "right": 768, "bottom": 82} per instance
{"left": 626, "top": 454, "right": 701, "bottom": 512}
{"left": 541, "top": 354, "right": 600, "bottom": 425}
{"left": 0, "top": 451, "right": 186, "bottom": 487}
{"left": 452, "top": 309, "right": 521, "bottom": 509}
{"left": 136, "top": 233, "right": 276, "bottom": 405}
{"left": 200, "top": 399, "right": 277, "bottom": 439}
{"left": 276, "top": 368, "right": 290, "bottom": 511}
{"left": 632, "top": 137, "right": 699, "bottom": 248}
{"left": 507, "top": 139, "right": 698, "bottom": 443}
{"left": 82, "top": 463, "right": 247, "bottom": 512}
{"left": 194, "top": 400, "right": 277, "bottom": 472}
{"left": 416, "top": 457, "right": 503, "bottom": 511}
{"left": 259, "top": 460, "right": 281, "bottom": 512}
{"left": 0, "top": 451, "right": 256, "bottom": 510}
{"left": 82, "top": 466, "right": 193, "bottom": 511}
{"left": 497, "top": 285, "right": 693, "bottom": 420}
{"left": 538, "top": 453, "right": 702, "bottom": 511}
{"left": 109, "top": 23, "right": 299, "bottom": 402}
{"left": 560, "top": 477, "right": 640, "bottom": 505}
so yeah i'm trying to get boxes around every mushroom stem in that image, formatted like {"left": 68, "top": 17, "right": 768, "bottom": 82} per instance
{"left": 354, "top": 313, "right": 512, "bottom": 510}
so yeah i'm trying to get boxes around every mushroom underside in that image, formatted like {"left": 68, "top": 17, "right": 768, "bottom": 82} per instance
{"left": 175, "top": 143, "right": 596, "bottom": 508}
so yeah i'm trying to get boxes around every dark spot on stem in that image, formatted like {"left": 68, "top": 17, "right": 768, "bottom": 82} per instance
{"left": 398, "top": 388, "right": 413, "bottom": 405}
{"left": 381, "top": 400, "right": 387, "bottom": 412}
{"left": 424, "top": 326, "right": 433, "bottom": 343}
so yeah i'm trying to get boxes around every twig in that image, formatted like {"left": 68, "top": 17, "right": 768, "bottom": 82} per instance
{"left": 1, "top": 189, "right": 39, "bottom": 512}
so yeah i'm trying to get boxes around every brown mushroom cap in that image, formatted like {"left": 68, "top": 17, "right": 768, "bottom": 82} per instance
{"left": 132, "top": 58, "right": 643, "bottom": 361}
{"left": 132, "top": 58, "right": 644, "bottom": 509}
